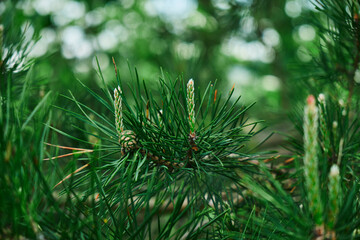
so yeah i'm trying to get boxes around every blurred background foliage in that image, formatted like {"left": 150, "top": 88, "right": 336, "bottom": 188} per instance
{"left": 2, "top": 0, "right": 322, "bottom": 149}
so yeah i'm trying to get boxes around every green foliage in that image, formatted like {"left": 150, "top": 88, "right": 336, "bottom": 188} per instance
{"left": 48, "top": 62, "right": 266, "bottom": 238}
{"left": 217, "top": 0, "right": 360, "bottom": 239}
{"left": 304, "top": 0, "right": 360, "bottom": 102}
{"left": 0, "top": 4, "right": 51, "bottom": 237}
{"left": 3, "top": 0, "right": 360, "bottom": 239}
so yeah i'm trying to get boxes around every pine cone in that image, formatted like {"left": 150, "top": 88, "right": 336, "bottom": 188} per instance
{"left": 120, "top": 130, "right": 137, "bottom": 152}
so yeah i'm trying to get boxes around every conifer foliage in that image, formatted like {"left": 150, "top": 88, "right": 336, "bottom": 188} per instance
{"left": 222, "top": 0, "right": 360, "bottom": 239}
{"left": 49, "top": 61, "right": 265, "bottom": 238}
{"left": 3, "top": 0, "right": 360, "bottom": 239}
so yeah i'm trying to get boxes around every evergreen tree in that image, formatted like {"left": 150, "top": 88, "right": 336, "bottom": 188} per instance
{"left": 3, "top": 0, "right": 360, "bottom": 239}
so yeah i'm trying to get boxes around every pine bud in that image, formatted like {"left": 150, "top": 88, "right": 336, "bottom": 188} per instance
{"left": 332, "top": 121, "right": 339, "bottom": 149}
{"left": 187, "top": 79, "right": 195, "bottom": 134}
{"left": 158, "top": 109, "right": 163, "bottom": 127}
{"left": 0, "top": 24, "right": 3, "bottom": 64}
{"left": 304, "top": 95, "right": 323, "bottom": 225}
{"left": 114, "top": 86, "right": 124, "bottom": 139}
{"left": 328, "top": 164, "right": 340, "bottom": 229}
{"left": 317, "top": 94, "right": 329, "bottom": 155}
{"left": 338, "top": 99, "right": 345, "bottom": 107}
{"left": 318, "top": 93, "right": 325, "bottom": 105}
{"left": 114, "top": 86, "right": 137, "bottom": 153}
{"left": 355, "top": 68, "right": 360, "bottom": 83}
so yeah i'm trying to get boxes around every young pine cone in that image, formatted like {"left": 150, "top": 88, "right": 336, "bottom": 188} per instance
{"left": 120, "top": 130, "right": 137, "bottom": 152}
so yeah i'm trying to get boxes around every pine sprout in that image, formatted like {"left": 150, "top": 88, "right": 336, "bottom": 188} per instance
{"left": 187, "top": 79, "right": 195, "bottom": 134}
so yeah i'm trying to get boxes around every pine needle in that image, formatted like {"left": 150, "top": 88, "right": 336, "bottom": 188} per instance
{"left": 53, "top": 163, "right": 90, "bottom": 189}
